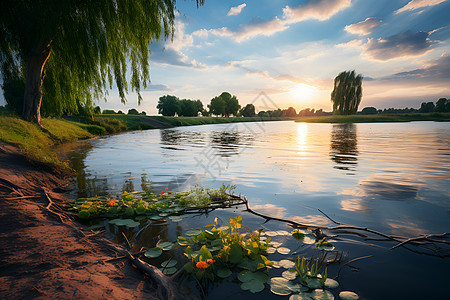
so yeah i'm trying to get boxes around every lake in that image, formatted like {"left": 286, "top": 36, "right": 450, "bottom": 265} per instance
{"left": 62, "top": 120, "right": 450, "bottom": 299}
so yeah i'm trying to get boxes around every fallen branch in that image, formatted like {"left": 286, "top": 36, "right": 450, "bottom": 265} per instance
{"left": 391, "top": 233, "right": 450, "bottom": 250}
{"left": 335, "top": 255, "right": 374, "bottom": 278}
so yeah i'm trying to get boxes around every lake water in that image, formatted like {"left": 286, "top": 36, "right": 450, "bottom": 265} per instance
{"left": 62, "top": 120, "right": 450, "bottom": 299}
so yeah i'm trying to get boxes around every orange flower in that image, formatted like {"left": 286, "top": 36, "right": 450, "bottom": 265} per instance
{"left": 196, "top": 261, "right": 209, "bottom": 269}
{"left": 206, "top": 259, "right": 215, "bottom": 264}
{"left": 107, "top": 200, "right": 116, "bottom": 206}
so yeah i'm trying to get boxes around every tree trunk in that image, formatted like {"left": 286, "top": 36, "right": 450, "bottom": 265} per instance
{"left": 22, "top": 40, "right": 52, "bottom": 125}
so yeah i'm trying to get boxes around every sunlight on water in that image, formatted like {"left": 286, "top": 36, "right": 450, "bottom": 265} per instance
{"left": 64, "top": 121, "right": 450, "bottom": 237}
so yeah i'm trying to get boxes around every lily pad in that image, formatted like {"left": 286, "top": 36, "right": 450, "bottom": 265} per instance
{"left": 315, "top": 242, "right": 335, "bottom": 251}
{"left": 305, "top": 278, "right": 322, "bottom": 289}
{"left": 277, "top": 247, "right": 291, "bottom": 255}
{"left": 178, "top": 236, "right": 189, "bottom": 246}
{"left": 270, "top": 241, "right": 283, "bottom": 248}
{"left": 144, "top": 247, "right": 162, "bottom": 258}
{"left": 282, "top": 270, "right": 297, "bottom": 280}
{"left": 217, "top": 267, "right": 232, "bottom": 278}
{"left": 108, "top": 218, "right": 140, "bottom": 227}
{"left": 339, "top": 291, "right": 359, "bottom": 300}
{"left": 278, "top": 259, "right": 295, "bottom": 269}
{"left": 169, "top": 216, "right": 184, "bottom": 222}
{"left": 241, "top": 280, "right": 265, "bottom": 293}
{"left": 303, "top": 236, "right": 316, "bottom": 244}
{"left": 185, "top": 229, "right": 202, "bottom": 236}
{"left": 265, "top": 231, "right": 279, "bottom": 237}
{"left": 324, "top": 278, "right": 339, "bottom": 289}
{"left": 277, "top": 230, "right": 290, "bottom": 236}
{"left": 157, "top": 241, "right": 174, "bottom": 251}
{"left": 290, "top": 294, "right": 313, "bottom": 300}
{"left": 161, "top": 259, "right": 177, "bottom": 268}
{"left": 266, "top": 247, "right": 277, "bottom": 254}
{"left": 310, "top": 289, "right": 334, "bottom": 300}
{"left": 160, "top": 266, "right": 177, "bottom": 275}
{"left": 269, "top": 277, "right": 299, "bottom": 296}
{"left": 238, "top": 270, "right": 268, "bottom": 283}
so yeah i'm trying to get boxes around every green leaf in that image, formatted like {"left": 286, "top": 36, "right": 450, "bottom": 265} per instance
{"left": 184, "top": 262, "right": 194, "bottom": 273}
{"left": 269, "top": 277, "right": 293, "bottom": 296}
{"left": 305, "top": 278, "right": 322, "bottom": 289}
{"left": 238, "top": 270, "right": 268, "bottom": 283}
{"left": 241, "top": 280, "right": 265, "bottom": 293}
{"left": 177, "top": 236, "right": 188, "bottom": 246}
{"left": 315, "top": 241, "right": 335, "bottom": 251}
{"left": 157, "top": 241, "right": 174, "bottom": 251}
{"left": 160, "top": 266, "right": 177, "bottom": 275}
{"left": 217, "top": 267, "right": 232, "bottom": 278}
{"left": 339, "top": 291, "right": 359, "bottom": 300}
{"left": 310, "top": 289, "right": 334, "bottom": 300}
{"left": 144, "top": 247, "right": 162, "bottom": 258}
{"left": 185, "top": 229, "right": 202, "bottom": 236}
{"left": 77, "top": 210, "right": 90, "bottom": 219}
{"left": 292, "top": 229, "right": 305, "bottom": 240}
{"left": 324, "top": 278, "right": 339, "bottom": 289}
{"left": 161, "top": 259, "right": 177, "bottom": 268}
{"left": 229, "top": 243, "right": 244, "bottom": 264}
{"left": 277, "top": 247, "right": 291, "bottom": 255}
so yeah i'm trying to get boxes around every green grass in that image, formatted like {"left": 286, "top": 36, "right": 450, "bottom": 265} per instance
{"left": 153, "top": 116, "right": 291, "bottom": 127}
{"left": 0, "top": 116, "right": 93, "bottom": 173}
{"left": 295, "top": 113, "right": 450, "bottom": 123}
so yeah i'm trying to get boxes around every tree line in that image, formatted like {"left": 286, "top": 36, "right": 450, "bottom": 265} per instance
{"left": 359, "top": 98, "right": 450, "bottom": 115}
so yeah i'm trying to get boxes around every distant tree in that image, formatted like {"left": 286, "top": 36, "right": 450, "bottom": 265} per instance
{"left": 140, "top": 111, "right": 147, "bottom": 116}
{"left": 282, "top": 107, "right": 297, "bottom": 117}
{"left": 220, "top": 92, "right": 240, "bottom": 117}
{"left": 94, "top": 106, "right": 101, "bottom": 115}
{"left": 258, "top": 111, "right": 269, "bottom": 117}
{"left": 117, "top": 110, "right": 124, "bottom": 115}
{"left": 127, "top": 108, "right": 140, "bottom": 115}
{"left": 0, "top": 1, "right": 189, "bottom": 126}
{"left": 193, "top": 100, "right": 204, "bottom": 115}
{"left": 435, "top": 98, "right": 449, "bottom": 112}
{"left": 179, "top": 99, "right": 197, "bottom": 117}
{"left": 157, "top": 95, "right": 180, "bottom": 116}
{"left": 201, "top": 108, "right": 210, "bottom": 117}
{"left": 102, "top": 109, "right": 116, "bottom": 114}
{"left": 240, "top": 104, "right": 256, "bottom": 117}
{"left": 331, "top": 70, "right": 363, "bottom": 115}
{"left": 360, "top": 107, "right": 378, "bottom": 115}
{"left": 270, "top": 109, "right": 283, "bottom": 117}
{"left": 208, "top": 96, "right": 226, "bottom": 116}
{"left": 419, "top": 102, "right": 435, "bottom": 113}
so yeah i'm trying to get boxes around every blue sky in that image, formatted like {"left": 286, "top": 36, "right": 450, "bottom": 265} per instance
{"left": 3, "top": 0, "right": 450, "bottom": 114}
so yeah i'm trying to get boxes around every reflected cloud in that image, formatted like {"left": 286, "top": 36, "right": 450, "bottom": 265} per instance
{"left": 330, "top": 124, "right": 358, "bottom": 172}
{"left": 210, "top": 130, "right": 254, "bottom": 157}
{"left": 386, "top": 219, "right": 427, "bottom": 237}
{"left": 340, "top": 174, "right": 421, "bottom": 213}
{"left": 252, "top": 204, "right": 331, "bottom": 226}
{"left": 291, "top": 215, "right": 331, "bottom": 226}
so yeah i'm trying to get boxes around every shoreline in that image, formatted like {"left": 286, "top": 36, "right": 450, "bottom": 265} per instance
{"left": 0, "top": 141, "right": 166, "bottom": 299}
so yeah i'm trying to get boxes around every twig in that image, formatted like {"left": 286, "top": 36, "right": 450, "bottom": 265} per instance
{"left": 391, "top": 233, "right": 450, "bottom": 250}
{"left": 336, "top": 255, "right": 374, "bottom": 278}
{"left": 4, "top": 195, "right": 40, "bottom": 200}
{"left": 318, "top": 208, "right": 343, "bottom": 225}
{"left": 122, "top": 232, "right": 132, "bottom": 249}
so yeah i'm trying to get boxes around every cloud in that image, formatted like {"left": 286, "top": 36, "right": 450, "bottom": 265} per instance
{"left": 143, "top": 84, "right": 173, "bottom": 92}
{"left": 227, "top": 3, "right": 246, "bottom": 16}
{"left": 389, "top": 53, "right": 450, "bottom": 81}
{"left": 210, "top": 17, "right": 288, "bottom": 42}
{"left": 364, "top": 31, "right": 437, "bottom": 61}
{"left": 208, "top": 0, "right": 351, "bottom": 42}
{"left": 150, "top": 43, "right": 206, "bottom": 68}
{"left": 395, "top": 0, "right": 448, "bottom": 14}
{"left": 246, "top": 70, "right": 270, "bottom": 78}
{"left": 345, "top": 17, "right": 382, "bottom": 36}
{"left": 274, "top": 74, "right": 304, "bottom": 82}
{"left": 282, "top": 0, "right": 352, "bottom": 24}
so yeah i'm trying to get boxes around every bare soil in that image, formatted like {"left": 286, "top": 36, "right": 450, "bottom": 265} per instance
{"left": 0, "top": 142, "right": 162, "bottom": 299}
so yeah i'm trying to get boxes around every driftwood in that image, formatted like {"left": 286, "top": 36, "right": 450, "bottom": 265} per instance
{"left": 241, "top": 196, "right": 450, "bottom": 257}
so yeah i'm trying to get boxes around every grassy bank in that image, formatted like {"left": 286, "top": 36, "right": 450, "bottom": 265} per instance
{"left": 295, "top": 112, "right": 450, "bottom": 123}
{"left": 0, "top": 116, "right": 93, "bottom": 173}
{"left": 0, "top": 114, "right": 291, "bottom": 172}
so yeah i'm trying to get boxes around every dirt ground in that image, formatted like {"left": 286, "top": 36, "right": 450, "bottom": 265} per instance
{"left": 0, "top": 142, "right": 163, "bottom": 299}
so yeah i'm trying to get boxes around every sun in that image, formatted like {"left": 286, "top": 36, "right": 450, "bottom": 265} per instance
{"left": 289, "top": 83, "right": 318, "bottom": 102}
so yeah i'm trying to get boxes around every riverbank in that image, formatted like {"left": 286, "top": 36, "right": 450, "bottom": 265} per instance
{"left": 0, "top": 141, "right": 166, "bottom": 299}
{"left": 295, "top": 112, "right": 450, "bottom": 123}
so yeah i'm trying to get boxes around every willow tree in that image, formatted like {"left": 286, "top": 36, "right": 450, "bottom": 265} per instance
{"left": 0, "top": 1, "right": 203, "bottom": 125}
{"left": 330, "top": 70, "right": 363, "bottom": 115}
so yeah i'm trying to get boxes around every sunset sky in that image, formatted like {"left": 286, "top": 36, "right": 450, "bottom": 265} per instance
{"left": 2, "top": 0, "right": 450, "bottom": 114}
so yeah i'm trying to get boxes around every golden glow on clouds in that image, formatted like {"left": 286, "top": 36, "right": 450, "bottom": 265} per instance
{"left": 289, "top": 83, "right": 318, "bottom": 102}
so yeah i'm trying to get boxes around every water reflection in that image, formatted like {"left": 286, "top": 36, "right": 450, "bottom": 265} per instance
{"left": 330, "top": 124, "right": 358, "bottom": 172}
{"left": 210, "top": 130, "right": 253, "bottom": 157}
